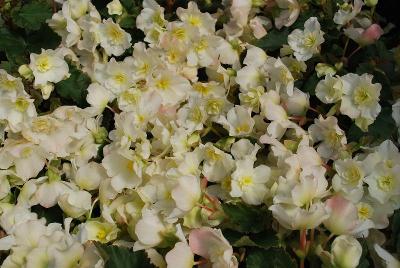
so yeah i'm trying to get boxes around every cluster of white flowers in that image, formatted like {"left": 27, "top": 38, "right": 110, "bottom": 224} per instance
{"left": 0, "top": 0, "right": 398, "bottom": 267}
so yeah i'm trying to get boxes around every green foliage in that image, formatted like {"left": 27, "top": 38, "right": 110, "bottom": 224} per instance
{"left": 96, "top": 244, "right": 154, "bottom": 268}
{"left": 224, "top": 229, "right": 280, "bottom": 249}
{"left": 246, "top": 248, "right": 297, "bottom": 268}
{"left": 12, "top": 2, "right": 52, "bottom": 31}
{"left": 392, "top": 210, "right": 400, "bottom": 254}
{"left": 222, "top": 203, "right": 271, "bottom": 233}
{"left": 252, "top": 29, "right": 289, "bottom": 52}
{"left": 55, "top": 65, "right": 91, "bottom": 107}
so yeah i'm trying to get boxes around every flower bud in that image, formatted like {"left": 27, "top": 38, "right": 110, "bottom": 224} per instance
{"left": 58, "top": 190, "right": 92, "bottom": 218}
{"left": 315, "top": 63, "right": 336, "bottom": 78}
{"left": 331, "top": 235, "right": 362, "bottom": 268}
{"left": 364, "top": 0, "right": 378, "bottom": 7}
{"left": 107, "top": 0, "right": 123, "bottom": 16}
{"left": 18, "top": 64, "right": 33, "bottom": 80}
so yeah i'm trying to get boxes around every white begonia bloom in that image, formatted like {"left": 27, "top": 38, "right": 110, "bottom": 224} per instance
{"left": 79, "top": 220, "right": 119, "bottom": 243}
{"left": 189, "top": 227, "right": 238, "bottom": 268}
{"left": 166, "top": 241, "right": 194, "bottom": 268}
{"left": 0, "top": 139, "right": 47, "bottom": 181}
{"left": 332, "top": 158, "right": 365, "bottom": 202}
{"left": 176, "top": 99, "right": 208, "bottom": 131}
{"left": 202, "top": 143, "right": 235, "bottom": 182}
{"left": 374, "top": 244, "right": 400, "bottom": 268}
{"left": 186, "top": 35, "right": 224, "bottom": 67}
{"left": 0, "top": 171, "right": 11, "bottom": 200}
{"left": 29, "top": 48, "right": 69, "bottom": 87}
{"left": 315, "top": 74, "right": 344, "bottom": 104}
{"left": 218, "top": 106, "right": 255, "bottom": 137}
{"left": 66, "top": 0, "right": 90, "bottom": 20}
{"left": 288, "top": 17, "right": 325, "bottom": 61}
{"left": 47, "top": 5, "right": 81, "bottom": 47}
{"left": 149, "top": 70, "right": 190, "bottom": 105}
{"left": 330, "top": 235, "right": 362, "bottom": 268}
{"left": 282, "top": 88, "right": 310, "bottom": 116}
{"left": 230, "top": 159, "right": 270, "bottom": 205}
{"left": 177, "top": 1, "right": 216, "bottom": 34}
{"left": 236, "top": 65, "right": 267, "bottom": 91}
{"left": 333, "top": 0, "right": 364, "bottom": 26}
{"left": 86, "top": 83, "right": 114, "bottom": 113}
{"left": 0, "top": 69, "right": 25, "bottom": 98}
{"left": 171, "top": 175, "right": 202, "bottom": 212}
{"left": 0, "top": 96, "right": 37, "bottom": 132}
{"left": 98, "top": 18, "right": 132, "bottom": 56}
{"left": 274, "top": 0, "right": 300, "bottom": 29}
{"left": 239, "top": 86, "right": 265, "bottom": 113}
{"left": 308, "top": 115, "right": 347, "bottom": 160}
{"left": 74, "top": 162, "right": 107, "bottom": 191}
{"left": 58, "top": 190, "right": 92, "bottom": 218}
{"left": 107, "top": 0, "right": 123, "bottom": 15}
{"left": 340, "top": 73, "right": 381, "bottom": 128}
{"left": 102, "top": 148, "right": 142, "bottom": 193}
{"left": 134, "top": 210, "right": 172, "bottom": 250}
{"left": 269, "top": 202, "right": 329, "bottom": 230}
{"left": 365, "top": 164, "right": 400, "bottom": 207}
{"left": 231, "top": 139, "right": 260, "bottom": 161}
{"left": 265, "top": 57, "right": 294, "bottom": 96}
{"left": 103, "top": 58, "right": 135, "bottom": 94}
{"left": 136, "top": 0, "right": 166, "bottom": 33}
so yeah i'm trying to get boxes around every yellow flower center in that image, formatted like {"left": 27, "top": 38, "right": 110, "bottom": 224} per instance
{"left": 206, "top": 148, "right": 221, "bottom": 161}
{"left": 235, "top": 123, "right": 250, "bottom": 133}
{"left": 172, "top": 28, "right": 186, "bottom": 40}
{"left": 206, "top": 99, "right": 223, "bottom": 115}
{"left": 193, "top": 83, "right": 210, "bottom": 95}
{"left": 113, "top": 73, "right": 126, "bottom": 85}
{"left": 357, "top": 203, "right": 373, "bottom": 220}
{"left": 152, "top": 11, "right": 164, "bottom": 26}
{"left": 189, "top": 107, "right": 203, "bottom": 123}
{"left": 32, "top": 118, "right": 52, "bottom": 134}
{"left": 36, "top": 56, "right": 52, "bottom": 73}
{"left": 21, "top": 147, "right": 33, "bottom": 158}
{"left": 353, "top": 87, "right": 372, "bottom": 105}
{"left": 304, "top": 33, "right": 317, "bottom": 48}
{"left": 120, "top": 91, "right": 140, "bottom": 104}
{"left": 107, "top": 25, "right": 124, "bottom": 44}
{"left": 378, "top": 175, "right": 395, "bottom": 192}
{"left": 155, "top": 78, "right": 170, "bottom": 90}
{"left": 0, "top": 77, "right": 18, "bottom": 91}
{"left": 188, "top": 15, "right": 201, "bottom": 26}
{"left": 15, "top": 97, "right": 30, "bottom": 112}
{"left": 96, "top": 229, "right": 107, "bottom": 240}
{"left": 239, "top": 176, "right": 253, "bottom": 187}
{"left": 194, "top": 39, "right": 208, "bottom": 52}
{"left": 345, "top": 165, "right": 362, "bottom": 185}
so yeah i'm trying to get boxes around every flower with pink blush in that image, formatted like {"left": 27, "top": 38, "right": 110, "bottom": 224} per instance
{"left": 323, "top": 195, "right": 359, "bottom": 235}
{"left": 344, "top": 24, "right": 384, "bottom": 46}
{"left": 189, "top": 227, "right": 238, "bottom": 268}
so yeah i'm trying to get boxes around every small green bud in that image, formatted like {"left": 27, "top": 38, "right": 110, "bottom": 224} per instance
{"left": 93, "top": 127, "right": 108, "bottom": 144}
{"left": 364, "top": 0, "right": 378, "bottom": 7}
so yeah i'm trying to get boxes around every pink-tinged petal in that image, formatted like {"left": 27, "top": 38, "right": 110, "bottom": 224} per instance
{"left": 188, "top": 228, "right": 214, "bottom": 258}
{"left": 324, "top": 195, "right": 359, "bottom": 235}
{"left": 361, "top": 24, "right": 384, "bottom": 44}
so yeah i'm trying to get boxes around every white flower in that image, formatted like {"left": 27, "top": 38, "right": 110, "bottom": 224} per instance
{"left": 78, "top": 220, "right": 119, "bottom": 243}
{"left": 230, "top": 159, "right": 270, "bottom": 205}
{"left": 340, "top": 73, "right": 381, "bottom": 130}
{"left": 330, "top": 235, "right": 362, "bottom": 268}
{"left": 365, "top": 164, "right": 400, "bottom": 207}
{"left": 136, "top": 0, "right": 166, "bottom": 33}
{"left": 29, "top": 49, "right": 69, "bottom": 86}
{"left": 74, "top": 162, "right": 107, "bottom": 191}
{"left": 98, "top": 18, "right": 132, "bottom": 56}
{"left": 0, "top": 96, "right": 36, "bottom": 132}
{"left": 288, "top": 17, "right": 325, "bottom": 61}
{"left": 274, "top": 0, "right": 300, "bottom": 29}
{"left": 332, "top": 158, "right": 365, "bottom": 202}
{"left": 0, "top": 69, "right": 25, "bottom": 98}
{"left": 86, "top": 83, "right": 114, "bottom": 113}
{"left": 166, "top": 241, "right": 194, "bottom": 268}
{"left": 308, "top": 115, "right": 347, "bottom": 160}
{"left": 333, "top": 0, "right": 363, "bottom": 26}
{"left": 217, "top": 106, "right": 255, "bottom": 137}
{"left": 315, "top": 74, "right": 344, "bottom": 104}
{"left": 58, "top": 190, "right": 92, "bottom": 218}
{"left": 171, "top": 175, "right": 202, "bottom": 212}
{"left": 149, "top": 70, "right": 190, "bottom": 105}
{"left": 176, "top": 2, "right": 216, "bottom": 34}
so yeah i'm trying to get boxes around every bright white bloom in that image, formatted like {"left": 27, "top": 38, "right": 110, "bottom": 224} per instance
{"left": 86, "top": 83, "right": 114, "bottom": 113}
{"left": 29, "top": 48, "right": 69, "bottom": 86}
{"left": 98, "top": 18, "right": 132, "bottom": 56}
{"left": 315, "top": 75, "right": 344, "bottom": 104}
{"left": 166, "top": 241, "right": 194, "bottom": 268}
{"left": 318, "top": 235, "right": 362, "bottom": 268}
{"left": 333, "top": 0, "right": 363, "bottom": 26}
{"left": 230, "top": 159, "right": 270, "bottom": 205}
{"left": 309, "top": 116, "right": 347, "bottom": 160}
{"left": 107, "top": 0, "right": 123, "bottom": 15}
{"left": 0, "top": 69, "right": 25, "bottom": 98}
{"left": 149, "top": 70, "right": 190, "bottom": 105}
{"left": 176, "top": 2, "right": 216, "bottom": 34}
{"left": 58, "top": 190, "right": 92, "bottom": 218}
{"left": 288, "top": 17, "right": 325, "bottom": 61}
{"left": 78, "top": 220, "right": 119, "bottom": 243}
{"left": 340, "top": 73, "right": 381, "bottom": 130}
{"left": 332, "top": 158, "right": 365, "bottom": 202}
{"left": 74, "top": 162, "right": 107, "bottom": 191}
{"left": 218, "top": 106, "right": 255, "bottom": 137}
{"left": 189, "top": 227, "right": 238, "bottom": 268}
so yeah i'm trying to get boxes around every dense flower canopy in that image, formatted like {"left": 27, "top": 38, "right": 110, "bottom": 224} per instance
{"left": 0, "top": 0, "right": 399, "bottom": 267}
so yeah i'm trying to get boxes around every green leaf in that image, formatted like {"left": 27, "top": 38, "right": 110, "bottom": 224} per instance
{"left": 225, "top": 230, "right": 280, "bottom": 249}
{"left": 222, "top": 203, "right": 270, "bottom": 233}
{"left": 0, "top": 28, "right": 26, "bottom": 56}
{"left": 96, "top": 244, "right": 154, "bottom": 268}
{"left": 31, "top": 205, "right": 64, "bottom": 224}
{"left": 246, "top": 248, "right": 296, "bottom": 268}
{"left": 367, "top": 107, "right": 397, "bottom": 141}
{"left": 119, "top": 15, "right": 136, "bottom": 29}
{"left": 301, "top": 73, "right": 319, "bottom": 95}
{"left": 252, "top": 29, "right": 289, "bottom": 51}
{"left": 55, "top": 65, "right": 91, "bottom": 107}
{"left": 12, "top": 2, "right": 52, "bottom": 31}
{"left": 26, "top": 25, "right": 61, "bottom": 53}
